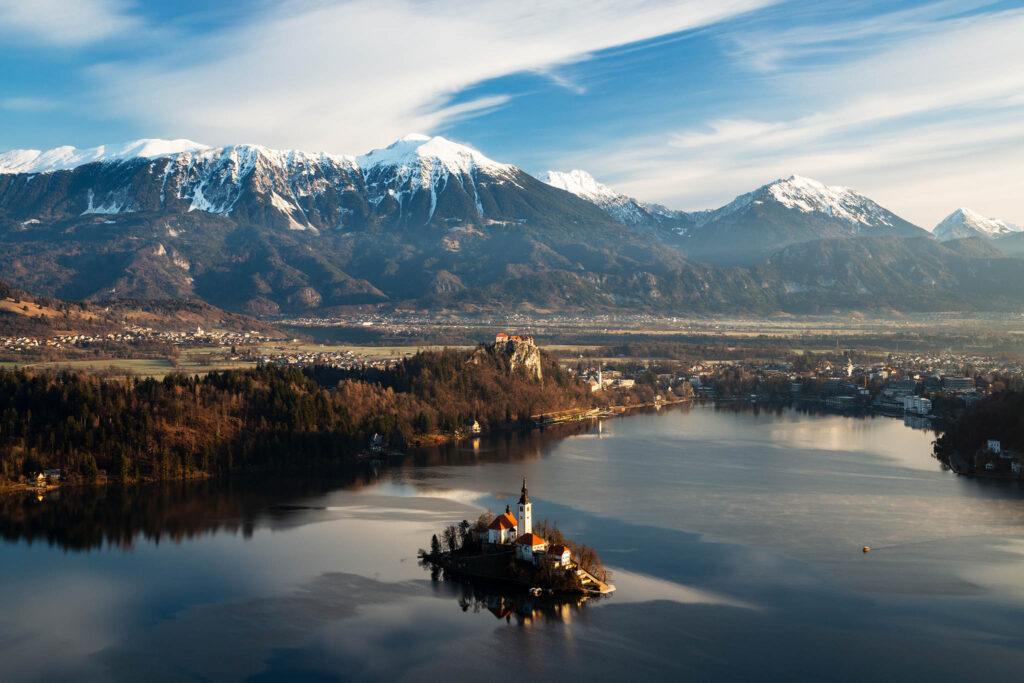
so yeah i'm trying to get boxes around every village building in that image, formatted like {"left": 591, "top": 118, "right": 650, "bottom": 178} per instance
{"left": 494, "top": 333, "right": 535, "bottom": 345}
{"left": 515, "top": 532, "right": 548, "bottom": 562}
{"left": 547, "top": 544, "right": 571, "bottom": 568}
{"left": 487, "top": 506, "right": 518, "bottom": 544}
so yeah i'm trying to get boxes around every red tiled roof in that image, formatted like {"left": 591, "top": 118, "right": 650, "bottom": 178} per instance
{"left": 516, "top": 533, "right": 546, "bottom": 547}
{"left": 548, "top": 544, "right": 569, "bottom": 556}
{"left": 488, "top": 512, "right": 517, "bottom": 530}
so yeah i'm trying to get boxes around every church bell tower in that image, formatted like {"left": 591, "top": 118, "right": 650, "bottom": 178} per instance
{"left": 517, "top": 477, "right": 532, "bottom": 536}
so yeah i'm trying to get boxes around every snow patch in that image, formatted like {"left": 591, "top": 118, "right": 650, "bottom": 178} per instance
{"left": 933, "top": 207, "right": 1021, "bottom": 240}
{"left": 543, "top": 169, "right": 620, "bottom": 203}
{"left": 1, "top": 138, "right": 209, "bottom": 174}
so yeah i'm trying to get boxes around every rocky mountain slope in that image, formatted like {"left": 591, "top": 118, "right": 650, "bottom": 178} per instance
{"left": 0, "top": 136, "right": 1022, "bottom": 314}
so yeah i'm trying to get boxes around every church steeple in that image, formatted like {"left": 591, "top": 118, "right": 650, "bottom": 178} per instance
{"left": 519, "top": 477, "right": 530, "bottom": 505}
{"left": 517, "top": 477, "right": 532, "bottom": 536}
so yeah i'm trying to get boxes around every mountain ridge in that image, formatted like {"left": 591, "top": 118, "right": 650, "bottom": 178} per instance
{"left": 544, "top": 169, "right": 930, "bottom": 265}
{"left": 1, "top": 135, "right": 1022, "bottom": 315}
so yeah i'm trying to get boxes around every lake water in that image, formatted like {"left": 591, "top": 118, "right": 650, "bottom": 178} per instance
{"left": 4, "top": 403, "right": 1024, "bottom": 681}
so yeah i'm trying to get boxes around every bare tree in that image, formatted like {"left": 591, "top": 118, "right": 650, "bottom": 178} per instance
{"left": 442, "top": 524, "right": 460, "bottom": 553}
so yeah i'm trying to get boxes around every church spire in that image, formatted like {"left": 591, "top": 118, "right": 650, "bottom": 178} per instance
{"left": 519, "top": 477, "right": 530, "bottom": 504}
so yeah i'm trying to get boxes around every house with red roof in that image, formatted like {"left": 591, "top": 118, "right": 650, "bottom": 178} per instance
{"left": 487, "top": 506, "right": 518, "bottom": 544}
{"left": 515, "top": 532, "right": 548, "bottom": 562}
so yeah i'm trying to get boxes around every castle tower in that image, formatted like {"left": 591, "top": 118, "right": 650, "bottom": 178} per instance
{"left": 517, "top": 477, "right": 532, "bottom": 536}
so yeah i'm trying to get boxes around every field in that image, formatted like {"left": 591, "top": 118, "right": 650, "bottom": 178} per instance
{"left": 1, "top": 343, "right": 474, "bottom": 379}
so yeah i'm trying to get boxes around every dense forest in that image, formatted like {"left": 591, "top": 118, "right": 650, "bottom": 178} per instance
{"left": 0, "top": 344, "right": 604, "bottom": 485}
{"left": 933, "top": 390, "right": 1024, "bottom": 463}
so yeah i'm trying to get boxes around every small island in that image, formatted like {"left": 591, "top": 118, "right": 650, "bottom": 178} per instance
{"left": 421, "top": 479, "right": 614, "bottom": 595}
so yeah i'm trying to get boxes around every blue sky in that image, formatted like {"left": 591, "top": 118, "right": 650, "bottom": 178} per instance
{"left": 0, "top": 0, "right": 1022, "bottom": 226}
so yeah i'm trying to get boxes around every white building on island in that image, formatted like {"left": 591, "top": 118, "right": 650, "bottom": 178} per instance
{"left": 485, "top": 478, "right": 578, "bottom": 569}
{"left": 487, "top": 506, "right": 518, "bottom": 544}
{"left": 515, "top": 533, "right": 548, "bottom": 562}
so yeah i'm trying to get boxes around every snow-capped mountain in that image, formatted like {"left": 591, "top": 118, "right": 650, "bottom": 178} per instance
{"left": 357, "top": 134, "right": 521, "bottom": 225}
{"left": 0, "top": 135, "right": 560, "bottom": 232}
{"left": 700, "top": 175, "right": 908, "bottom": 230}
{"left": 0, "top": 139, "right": 209, "bottom": 174}
{"left": 1, "top": 135, "right": 1021, "bottom": 316}
{"left": 543, "top": 169, "right": 694, "bottom": 237}
{"left": 932, "top": 208, "right": 1021, "bottom": 241}
{"left": 548, "top": 171, "right": 927, "bottom": 265}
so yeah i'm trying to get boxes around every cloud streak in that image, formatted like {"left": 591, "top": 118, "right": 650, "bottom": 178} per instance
{"left": 0, "top": 0, "right": 142, "bottom": 46}
{"left": 555, "top": 5, "right": 1024, "bottom": 227}
{"left": 86, "top": 0, "right": 773, "bottom": 153}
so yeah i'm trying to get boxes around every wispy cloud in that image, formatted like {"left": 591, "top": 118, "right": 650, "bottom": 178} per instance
{"left": 555, "top": 5, "right": 1024, "bottom": 227}
{"left": 86, "top": 0, "right": 774, "bottom": 153}
{"left": 0, "top": 0, "right": 142, "bottom": 46}
{"left": 0, "top": 96, "right": 59, "bottom": 112}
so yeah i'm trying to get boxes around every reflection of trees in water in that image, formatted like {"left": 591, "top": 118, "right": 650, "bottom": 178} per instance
{"left": 0, "top": 421, "right": 598, "bottom": 552}
{"left": 430, "top": 569, "right": 597, "bottom": 627}
{"left": 404, "top": 419, "right": 594, "bottom": 467}
{"left": 0, "top": 475, "right": 368, "bottom": 551}
{"left": 713, "top": 399, "right": 941, "bottom": 435}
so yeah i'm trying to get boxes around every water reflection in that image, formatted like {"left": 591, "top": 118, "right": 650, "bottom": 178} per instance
{"left": 428, "top": 570, "right": 596, "bottom": 627}
{"left": 0, "top": 419, "right": 598, "bottom": 551}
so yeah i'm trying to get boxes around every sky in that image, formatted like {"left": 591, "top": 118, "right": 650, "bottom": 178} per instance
{"left": 0, "top": 0, "right": 1021, "bottom": 227}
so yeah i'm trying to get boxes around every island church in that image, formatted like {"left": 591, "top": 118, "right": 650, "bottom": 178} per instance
{"left": 486, "top": 479, "right": 571, "bottom": 567}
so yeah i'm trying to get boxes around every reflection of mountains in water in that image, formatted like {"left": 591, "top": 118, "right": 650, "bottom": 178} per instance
{"left": 428, "top": 569, "right": 599, "bottom": 627}
{"left": 0, "top": 421, "right": 594, "bottom": 551}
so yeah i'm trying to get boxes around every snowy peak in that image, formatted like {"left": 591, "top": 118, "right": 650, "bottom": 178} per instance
{"left": 542, "top": 168, "right": 690, "bottom": 233}
{"left": 356, "top": 134, "right": 511, "bottom": 177}
{"left": 933, "top": 207, "right": 1021, "bottom": 241}
{"left": 0, "top": 138, "right": 209, "bottom": 174}
{"left": 543, "top": 169, "right": 621, "bottom": 203}
{"left": 756, "top": 175, "right": 894, "bottom": 227}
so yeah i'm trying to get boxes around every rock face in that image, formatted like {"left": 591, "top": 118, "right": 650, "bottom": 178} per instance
{"left": 495, "top": 339, "right": 542, "bottom": 380}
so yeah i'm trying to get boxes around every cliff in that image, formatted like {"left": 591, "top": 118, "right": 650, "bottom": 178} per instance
{"left": 500, "top": 339, "right": 543, "bottom": 380}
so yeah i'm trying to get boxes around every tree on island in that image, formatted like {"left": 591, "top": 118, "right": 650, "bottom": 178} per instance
{"left": 430, "top": 534, "right": 441, "bottom": 556}
{"left": 442, "top": 524, "right": 461, "bottom": 553}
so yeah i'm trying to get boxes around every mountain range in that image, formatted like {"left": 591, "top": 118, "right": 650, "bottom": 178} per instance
{"left": 1, "top": 135, "right": 1022, "bottom": 315}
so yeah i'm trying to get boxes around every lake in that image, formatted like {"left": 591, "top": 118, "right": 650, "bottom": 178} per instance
{"left": 4, "top": 403, "right": 1024, "bottom": 681}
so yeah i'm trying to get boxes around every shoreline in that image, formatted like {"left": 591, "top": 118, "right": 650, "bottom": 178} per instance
{"left": 420, "top": 551, "right": 615, "bottom": 596}
{"left": 2, "top": 400, "right": 689, "bottom": 497}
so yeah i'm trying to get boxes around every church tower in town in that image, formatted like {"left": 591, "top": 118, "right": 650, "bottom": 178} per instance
{"left": 517, "top": 478, "right": 532, "bottom": 536}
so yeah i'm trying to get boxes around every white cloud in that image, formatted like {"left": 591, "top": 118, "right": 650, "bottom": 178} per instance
{"left": 87, "top": 0, "right": 774, "bottom": 153}
{"left": 0, "top": 96, "right": 58, "bottom": 111}
{"left": 553, "top": 6, "right": 1024, "bottom": 227}
{"left": 0, "top": 0, "right": 142, "bottom": 46}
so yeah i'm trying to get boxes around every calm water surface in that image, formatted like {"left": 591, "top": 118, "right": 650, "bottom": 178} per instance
{"left": 4, "top": 404, "right": 1024, "bottom": 681}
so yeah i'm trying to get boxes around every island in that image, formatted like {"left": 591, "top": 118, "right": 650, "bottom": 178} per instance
{"left": 421, "top": 479, "right": 614, "bottom": 595}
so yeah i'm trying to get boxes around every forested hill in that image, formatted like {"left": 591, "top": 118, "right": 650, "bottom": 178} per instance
{"left": 0, "top": 278, "right": 281, "bottom": 339}
{"left": 934, "top": 390, "right": 1024, "bottom": 464}
{"left": 0, "top": 344, "right": 604, "bottom": 485}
